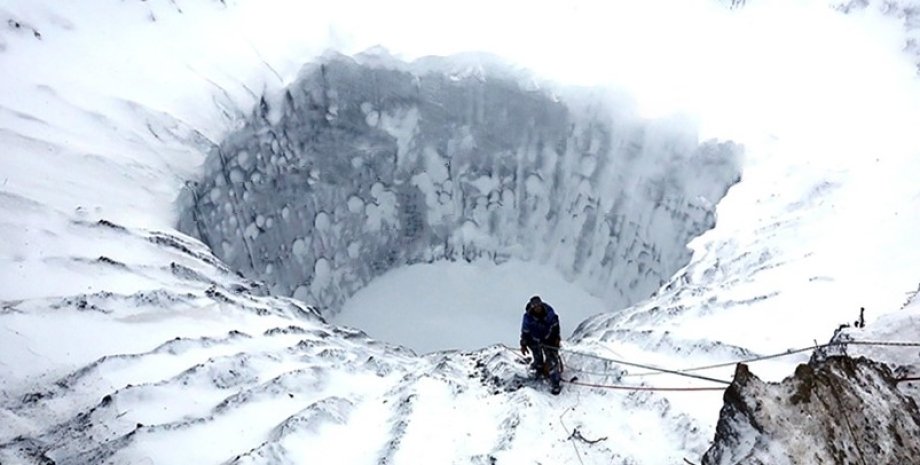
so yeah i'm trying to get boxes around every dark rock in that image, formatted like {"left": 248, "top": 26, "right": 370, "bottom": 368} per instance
{"left": 702, "top": 356, "right": 920, "bottom": 465}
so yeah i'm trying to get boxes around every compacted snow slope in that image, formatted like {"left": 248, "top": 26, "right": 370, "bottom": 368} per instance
{"left": 2, "top": 1, "right": 920, "bottom": 464}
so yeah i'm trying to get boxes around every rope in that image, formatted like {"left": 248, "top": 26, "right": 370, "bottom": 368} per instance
{"left": 499, "top": 343, "right": 528, "bottom": 360}
{"left": 844, "top": 340, "right": 920, "bottom": 348}
{"left": 655, "top": 346, "right": 819, "bottom": 374}
{"left": 613, "top": 340, "right": 920, "bottom": 377}
{"left": 565, "top": 379, "right": 725, "bottom": 392}
{"left": 558, "top": 347, "right": 733, "bottom": 385}
{"left": 500, "top": 344, "right": 723, "bottom": 392}
{"left": 567, "top": 366, "right": 627, "bottom": 378}
{"left": 559, "top": 396, "right": 585, "bottom": 465}
{"left": 500, "top": 340, "right": 920, "bottom": 392}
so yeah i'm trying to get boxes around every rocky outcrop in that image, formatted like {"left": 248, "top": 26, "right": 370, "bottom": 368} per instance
{"left": 702, "top": 356, "right": 920, "bottom": 465}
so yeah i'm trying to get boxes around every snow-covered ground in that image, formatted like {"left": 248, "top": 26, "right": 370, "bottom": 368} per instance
{"left": 2, "top": 0, "right": 920, "bottom": 464}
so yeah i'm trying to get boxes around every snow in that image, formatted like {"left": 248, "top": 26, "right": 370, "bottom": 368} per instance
{"left": 333, "top": 259, "right": 608, "bottom": 354}
{"left": 2, "top": 0, "right": 920, "bottom": 464}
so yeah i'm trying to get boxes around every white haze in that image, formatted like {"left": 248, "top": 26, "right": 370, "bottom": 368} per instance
{"left": 255, "top": 0, "right": 920, "bottom": 144}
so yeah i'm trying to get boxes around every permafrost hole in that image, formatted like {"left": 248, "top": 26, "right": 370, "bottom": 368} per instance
{"left": 178, "top": 52, "right": 742, "bottom": 354}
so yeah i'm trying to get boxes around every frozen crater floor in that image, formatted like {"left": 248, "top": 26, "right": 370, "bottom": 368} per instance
{"left": 334, "top": 259, "right": 608, "bottom": 354}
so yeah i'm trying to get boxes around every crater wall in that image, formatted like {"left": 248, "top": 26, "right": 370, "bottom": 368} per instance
{"left": 178, "top": 53, "right": 742, "bottom": 314}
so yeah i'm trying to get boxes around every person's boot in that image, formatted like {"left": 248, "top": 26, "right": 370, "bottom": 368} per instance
{"left": 550, "top": 370, "right": 562, "bottom": 395}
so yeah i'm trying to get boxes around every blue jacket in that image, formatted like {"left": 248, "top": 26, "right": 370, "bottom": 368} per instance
{"left": 521, "top": 304, "right": 560, "bottom": 346}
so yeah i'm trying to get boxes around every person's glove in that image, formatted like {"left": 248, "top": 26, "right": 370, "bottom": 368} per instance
{"left": 547, "top": 336, "right": 561, "bottom": 349}
{"left": 520, "top": 339, "right": 529, "bottom": 355}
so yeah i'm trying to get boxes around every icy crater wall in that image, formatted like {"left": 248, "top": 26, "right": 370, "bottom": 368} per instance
{"left": 178, "top": 54, "right": 742, "bottom": 314}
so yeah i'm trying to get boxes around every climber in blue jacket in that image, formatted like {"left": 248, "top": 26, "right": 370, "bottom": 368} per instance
{"left": 520, "top": 295, "right": 562, "bottom": 394}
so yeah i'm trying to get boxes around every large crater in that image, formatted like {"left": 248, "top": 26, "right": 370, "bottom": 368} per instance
{"left": 178, "top": 52, "right": 742, "bottom": 326}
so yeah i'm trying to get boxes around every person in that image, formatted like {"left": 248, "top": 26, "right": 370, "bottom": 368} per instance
{"left": 520, "top": 295, "right": 562, "bottom": 394}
